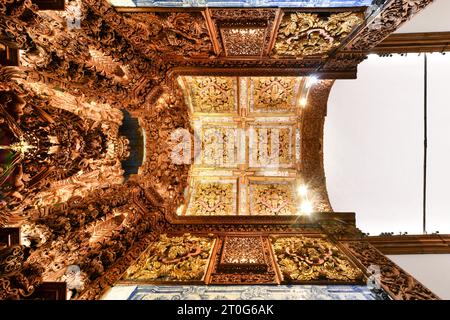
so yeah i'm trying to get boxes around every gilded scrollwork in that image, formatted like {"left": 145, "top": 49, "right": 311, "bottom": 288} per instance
{"left": 272, "top": 236, "right": 363, "bottom": 282}
{"left": 188, "top": 182, "right": 235, "bottom": 216}
{"left": 185, "top": 76, "right": 238, "bottom": 113}
{"left": 250, "top": 183, "right": 295, "bottom": 216}
{"left": 273, "top": 12, "right": 364, "bottom": 57}
{"left": 123, "top": 233, "right": 215, "bottom": 282}
{"left": 250, "top": 77, "right": 301, "bottom": 112}
{"left": 253, "top": 127, "right": 292, "bottom": 166}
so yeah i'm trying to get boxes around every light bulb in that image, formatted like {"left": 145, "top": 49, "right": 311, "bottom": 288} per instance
{"left": 299, "top": 97, "right": 307, "bottom": 107}
{"left": 300, "top": 201, "right": 313, "bottom": 215}
{"left": 297, "top": 185, "right": 308, "bottom": 197}
{"left": 306, "top": 76, "right": 318, "bottom": 88}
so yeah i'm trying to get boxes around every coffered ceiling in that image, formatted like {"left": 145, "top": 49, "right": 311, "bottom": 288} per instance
{"left": 177, "top": 76, "right": 328, "bottom": 216}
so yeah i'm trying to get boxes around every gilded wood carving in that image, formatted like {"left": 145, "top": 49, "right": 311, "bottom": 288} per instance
{"left": 272, "top": 236, "right": 363, "bottom": 283}
{"left": 273, "top": 12, "right": 364, "bottom": 58}
{"left": 123, "top": 233, "right": 215, "bottom": 282}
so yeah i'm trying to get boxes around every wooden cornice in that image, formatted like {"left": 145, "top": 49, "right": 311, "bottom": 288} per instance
{"left": 368, "top": 234, "right": 450, "bottom": 255}
{"left": 371, "top": 32, "right": 450, "bottom": 54}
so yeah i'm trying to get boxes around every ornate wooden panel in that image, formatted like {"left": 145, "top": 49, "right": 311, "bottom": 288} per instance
{"left": 121, "top": 233, "right": 216, "bottom": 283}
{"left": 207, "top": 235, "right": 279, "bottom": 284}
{"left": 273, "top": 11, "right": 364, "bottom": 58}
{"left": 217, "top": 236, "right": 268, "bottom": 273}
{"left": 207, "top": 8, "right": 279, "bottom": 57}
{"left": 271, "top": 235, "right": 364, "bottom": 284}
{"left": 342, "top": 241, "right": 440, "bottom": 300}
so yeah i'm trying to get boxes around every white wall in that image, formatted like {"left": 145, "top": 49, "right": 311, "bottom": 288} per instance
{"left": 388, "top": 254, "right": 450, "bottom": 300}
{"left": 426, "top": 54, "right": 450, "bottom": 233}
{"left": 325, "top": 53, "right": 450, "bottom": 235}
{"left": 325, "top": 54, "right": 424, "bottom": 235}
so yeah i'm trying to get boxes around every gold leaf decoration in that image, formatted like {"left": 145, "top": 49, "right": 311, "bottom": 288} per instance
{"left": 274, "top": 12, "right": 364, "bottom": 57}
{"left": 251, "top": 184, "right": 295, "bottom": 215}
{"left": 186, "top": 76, "right": 237, "bottom": 113}
{"left": 272, "top": 236, "right": 363, "bottom": 282}
{"left": 250, "top": 77, "right": 299, "bottom": 112}
{"left": 189, "top": 182, "right": 234, "bottom": 216}
{"left": 123, "top": 233, "right": 215, "bottom": 282}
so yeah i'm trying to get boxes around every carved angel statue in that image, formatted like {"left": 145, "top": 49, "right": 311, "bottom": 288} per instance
{"left": 62, "top": 264, "right": 85, "bottom": 300}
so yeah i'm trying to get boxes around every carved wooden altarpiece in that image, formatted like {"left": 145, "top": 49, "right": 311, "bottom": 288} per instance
{"left": 0, "top": 0, "right": 440, "bottom": 301}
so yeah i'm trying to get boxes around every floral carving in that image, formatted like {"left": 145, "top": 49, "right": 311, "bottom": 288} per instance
{"left": 274, "top": 12, "right": 364, "bottom": 57}
{"left": 184, "top": 76, "right": 238, "bottom": 113}
{"left": 272, "top": 236, "right": 363, "bottom": 282}
{"left": 188, "top": 182, "right": 234, "bottom": 216}
{"left": 122, "top": 12, "right": 214, "bottom": 59}
{"left": 250, "top": 184, "right": 295, "bottom": 216}
{"left": 250, "top": 77, "right": 301, "bottom": 112}
{"left": 123, "top": 233, "right": 215, "bottom": 282}
{"left": 344, "top": 241, "right": 440, "bottom": 300}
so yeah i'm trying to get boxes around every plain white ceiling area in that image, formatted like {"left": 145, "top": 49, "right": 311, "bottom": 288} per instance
{"left": 325, "top": 53, "right": 450, "bottom": 236}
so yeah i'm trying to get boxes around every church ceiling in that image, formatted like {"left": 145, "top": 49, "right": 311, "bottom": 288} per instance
{"left": 110, "top": 0, "right": 373, "bottom": 8}
{"left": 0, "top": 0, "right": 440, "bottom": 301}
{"left": 176, "top": 76, "right": 331, "bottom": 216}
{"left": 120, "top": 7, "right": 366, "bottom": 66}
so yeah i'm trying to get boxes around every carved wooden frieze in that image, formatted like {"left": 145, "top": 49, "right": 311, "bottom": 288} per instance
{"left": 122, "top": 11, "right": 215, "bottom": 59}
{"left": 273, "top": 12, "right": 364, "bottom": 58}
{"left": 342, "top": 241, "right": 440, "bottom": 300}
{"left": 271, "top": 236, "right": 363, "bottom": 283}
{"left": 122, "top": 233, "right": 215, "bottom": 282}
{"left": 346, "top": 0, "right": 435, "bottom": 51}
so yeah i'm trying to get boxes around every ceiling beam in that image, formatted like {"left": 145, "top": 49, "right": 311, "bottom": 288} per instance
{"left": 368, "top": 234, "right": 450, "bottom": 255}
{"left": 371, "top": 32, "right": 450, "bottom": 54}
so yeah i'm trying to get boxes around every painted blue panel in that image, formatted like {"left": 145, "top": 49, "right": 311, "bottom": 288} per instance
{"left": 127, "top": 0, "right": 374, "bottom": 8}
{"left": 121, "top": 285, "right": 383, "bottom": 300}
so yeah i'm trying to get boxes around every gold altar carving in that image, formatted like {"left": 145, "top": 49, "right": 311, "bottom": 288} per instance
{"left": 187, "top": 182, "right": 235, "bottom": 216}
{"left": 250, "top": 77, "right": 301, "bottom": 112}
{"left": 252, "top": 126, "right": 292, "bottom": 167}
{"left": 273, "top": 12, "right": 364, "bottom": 57}
{"left": 250, "top": 183, "right": 295, "bottom": 216}
{"left": 201, "top": 126, "right": 238, "bottom": 167}
{"left": 123, "top": 234, "right": 215, "bottom": 282}
{"left": 272, "top": 236, "right": 363, "bottom": 282}
{"left": 184, "top": 76, "right": 238, "bottom": 113}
